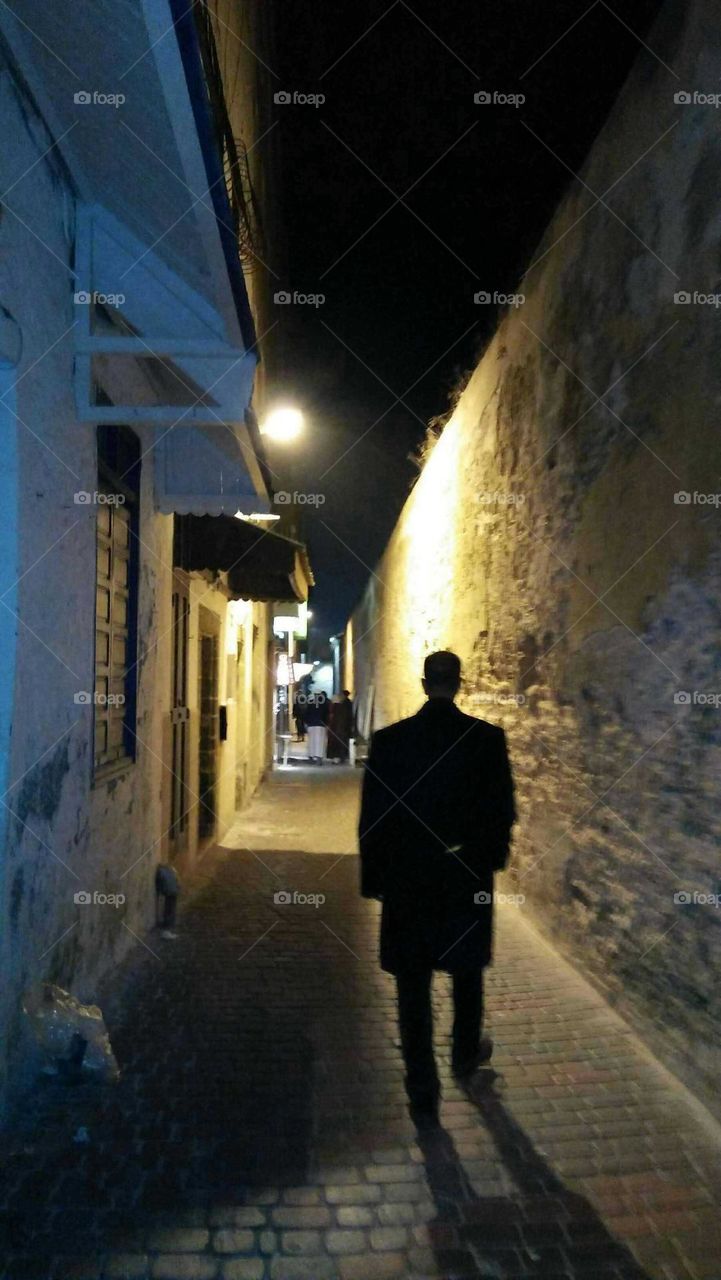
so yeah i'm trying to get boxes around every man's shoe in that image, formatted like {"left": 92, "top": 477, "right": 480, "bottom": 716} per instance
{"left": 452, "top": 1035, "right": 493, "bottom": 1078}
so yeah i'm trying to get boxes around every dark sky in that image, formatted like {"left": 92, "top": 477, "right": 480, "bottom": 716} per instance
{"left": 269, "top": 0, "right": 664, "bottom": 644}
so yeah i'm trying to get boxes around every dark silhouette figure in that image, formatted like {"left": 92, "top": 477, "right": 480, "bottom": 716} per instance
{"left": 327, "top": 689, "right": 354, "bottom": 762}
{"left": 415, "top": 1071, "right": 651, "bottom": 1279}
{"left": 292, "top": 692, "right": 306, "bottom": 741}
{"left": 359, "top": 651, "right": 515, "bottom": 1119}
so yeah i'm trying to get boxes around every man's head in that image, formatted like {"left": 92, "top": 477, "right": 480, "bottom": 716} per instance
{"left": 422, "top": 650, "right": 461, "bottom": 700}
{"left": 342, "top": 689, "right": 351, "bottom": 699}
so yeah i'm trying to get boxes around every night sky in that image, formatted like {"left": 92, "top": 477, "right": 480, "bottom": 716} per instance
{"left": 269, "top": 0, "right": 664, "bottom": 645}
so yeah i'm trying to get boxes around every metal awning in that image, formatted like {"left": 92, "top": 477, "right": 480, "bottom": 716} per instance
{"left": 174, "top": 515, "right": 313, "bottom": 603}
{"left": 1, "top": 0, "right": 269, "bottom": 507}
{"left": 155, "top": 426, "right": 269, "bottom": 516}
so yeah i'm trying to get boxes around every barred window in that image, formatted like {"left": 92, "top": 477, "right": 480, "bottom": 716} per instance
{"left": 94, "top": 424, "right": 140, "bottom": 775}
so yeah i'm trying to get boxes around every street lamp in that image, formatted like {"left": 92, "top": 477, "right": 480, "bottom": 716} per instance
{"left": 262, "top": 406, "right": 304, "bottom": 442}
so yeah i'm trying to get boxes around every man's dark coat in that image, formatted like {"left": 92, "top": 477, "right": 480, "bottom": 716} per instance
{"left": 358, "top": 699, "right": 516, "bottom": 975}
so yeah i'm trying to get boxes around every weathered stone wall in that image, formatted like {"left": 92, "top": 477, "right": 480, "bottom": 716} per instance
{"left": 350, "top": 0, "right": 721, "bottom": 1117}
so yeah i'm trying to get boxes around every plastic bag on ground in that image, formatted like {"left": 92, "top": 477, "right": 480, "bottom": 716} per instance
{"left": 23, "top": 983, "right": 120, "bottom": 1082}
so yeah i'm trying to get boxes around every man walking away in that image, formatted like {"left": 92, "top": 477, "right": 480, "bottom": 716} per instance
{"left": 327, "top": 689, "right": 354, "bottom": 763}
{"left": 358, "top": 651, "right": 516, "bottom": 1123}
{"left": 293, "top": 692, "right": 306, "bottom": 742}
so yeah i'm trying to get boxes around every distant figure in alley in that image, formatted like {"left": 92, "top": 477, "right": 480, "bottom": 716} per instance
{"left": 304, "top": 688, "right": 329, "bottom": 763}
{"left": 359, "top": 650, "right": 516, "bottom": 1122}
{"left": 327, "top": 689, "right": 354, "bottom": 763}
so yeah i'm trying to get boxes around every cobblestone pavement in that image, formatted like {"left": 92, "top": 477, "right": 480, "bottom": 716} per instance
{"left": 2, "top": 767, "right": 720, "bottom": 1280}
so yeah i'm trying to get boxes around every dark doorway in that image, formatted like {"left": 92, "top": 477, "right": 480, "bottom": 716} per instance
{"left": 198, "top": 607, "right": 220, "bottom": 841}
{"left": 169, "top": 570, "right": 191, "bottom": 859}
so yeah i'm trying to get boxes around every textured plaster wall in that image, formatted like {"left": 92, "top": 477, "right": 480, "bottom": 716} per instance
{"left": 0, "top": 37, "right": 275, "bottom": 1115}
{"left": 350, "top": 0, "right": 721, "bottom": 1117}
{"left": 0, "top": 51, "right": 171, "bottom": 1113}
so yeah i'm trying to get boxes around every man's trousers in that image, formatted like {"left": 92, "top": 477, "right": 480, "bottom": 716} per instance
{"left": 395, "top": 967, "right": 484, "bottom": 1099}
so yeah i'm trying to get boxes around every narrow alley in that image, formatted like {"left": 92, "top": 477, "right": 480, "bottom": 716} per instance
{"left": 1, "top": 2, "right": 721, "bottom": 1278}
{"left": 2, "top": 763, "right": 719, "bottom": 1280}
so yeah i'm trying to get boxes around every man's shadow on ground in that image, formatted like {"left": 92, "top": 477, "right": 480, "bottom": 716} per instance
{"left": 416, "top": 1070, "right": 651, "bottom": 1280}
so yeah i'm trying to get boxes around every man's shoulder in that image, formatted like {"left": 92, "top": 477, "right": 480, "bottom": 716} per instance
{"left": 373, "top": 709, "right": 505, "bottom": 737}
{"left": 370, "top": 715, "right": 417, "bottom": 746}
{"left": 460, "top": 711, "right": 505, "bottom": 738}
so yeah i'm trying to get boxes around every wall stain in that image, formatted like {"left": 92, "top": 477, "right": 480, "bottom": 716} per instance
{"left": 11, "top": 740, "right": 70, "bottom": 840}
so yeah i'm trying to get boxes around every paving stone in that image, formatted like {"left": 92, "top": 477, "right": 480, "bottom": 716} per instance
{"left": 363, "top": 1163, "right": 421, "bottom": 1183}
{"left": 104, "top": 1256, "right": 150, "bottom": 1279}
{"left": 338, "top": 1253, "right": 406, "bottom": 1279}
{"left": 324, "top": 1229, "right": 367, "bottom": 1254}
{"left": 336, "top": 1206, "right": 373, "bottom": 1228}
{"left": 280, "top": 1230, "right": 323, "bottom": 1256}
{"left": 375, "top": 1203, "right": 417, "bottom": 1227}
{"left": 209, "top": 1208, "right": 267, "bottom": 1228}
{"left": 150, "top": 1257, "right": 218, "bottom": 1280}
{"left": 212, "top": 1229, "right": 255, "bottom": 1254}
{"left": 323, "top": 1183, "right": 381, "bottom": 1206}
{"left": 257, "top": 1231, "right": 277, "bottom": 1255}
{"left": 219, "top": 1262, "right": 265, "bottom": 1280}
{"left": 281, "top": 1189, "right": 321, "bottom": 1206}
{"left": 369, "top": 1227, "right": 408, "bottom": 1251}
{"left": 271, "top": 1206, "right": 332, "bottom": 1228}
{"left": 269, "top": 1259, "right": 336, "bottom": 1280}
{"left": 147, "top": 1229, "right": 211, "bottom": 1253}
